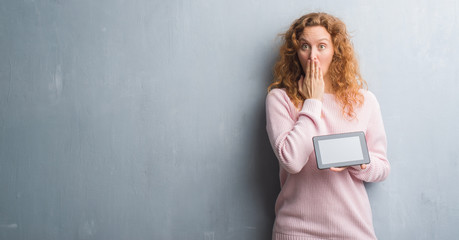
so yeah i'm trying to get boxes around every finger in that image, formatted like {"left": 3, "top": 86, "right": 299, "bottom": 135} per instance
{"left": 306, "top": 60, "right": 311, "bottom": 80}
{"left": 360, "top": 164, "right": 367, "bottom": 170}
{"left": 312, "top": 60, "right": 316, "bottom": 80}
{"left": 314, "top": 59, "right": 319, "bottom": 80}
{"left": 330, "top": 167, "right": 347, "bottom": 172}
{"left": 310, "top": 59, "right": 315, "bottom": 80}
{"left": 307, "top": 60, "right": 313, "bottom": 96}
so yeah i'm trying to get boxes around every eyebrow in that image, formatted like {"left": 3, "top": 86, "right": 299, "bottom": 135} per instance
{"left": 299, "top": 38, "right": 330, "bottom": 43}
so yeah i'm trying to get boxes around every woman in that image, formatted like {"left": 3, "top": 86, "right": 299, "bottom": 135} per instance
{"left": 266, "top": 12, "right": 390, "bottom": 239}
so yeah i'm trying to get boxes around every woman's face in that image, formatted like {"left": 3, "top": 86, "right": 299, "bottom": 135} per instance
{"left": 297, "top": 26, "right": 334, "bottom": 80}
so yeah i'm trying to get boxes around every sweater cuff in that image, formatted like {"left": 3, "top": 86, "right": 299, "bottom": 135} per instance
{"left": 349, "top": 164, "right": 370, "bottom": 172}
{"left": 299, "top": 99, "right": 322, "bottom": 117}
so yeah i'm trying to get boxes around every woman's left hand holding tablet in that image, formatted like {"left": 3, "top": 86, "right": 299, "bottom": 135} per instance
{"left": 330, "top": 164, "right": 367, "bottom": 172}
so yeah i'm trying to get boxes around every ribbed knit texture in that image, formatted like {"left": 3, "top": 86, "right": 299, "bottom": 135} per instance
{"left": 266, "top": 88, "right": 390, "bottom": 240}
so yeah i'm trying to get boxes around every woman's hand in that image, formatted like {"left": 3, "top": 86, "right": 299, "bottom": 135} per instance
{"left": 330, "top": 164, "right": 367, "bottom": 172}
{"left": 298, "top": 59, "right": 324, "bottom": 100}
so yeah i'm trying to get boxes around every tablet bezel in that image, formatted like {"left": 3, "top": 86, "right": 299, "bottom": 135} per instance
{"left": 312, "top": 131, "right": 370, "bottom": 170}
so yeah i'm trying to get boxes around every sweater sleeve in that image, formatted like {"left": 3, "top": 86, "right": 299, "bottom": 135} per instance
{"left": 266, "top": 89, "right": 324, "bottom": 174}
{"left": 348, "top": 92, "right": 390, "bottom": 182}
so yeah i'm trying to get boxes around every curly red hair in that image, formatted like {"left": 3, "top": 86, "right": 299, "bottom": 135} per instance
{"left": 268, "top": 12, "right": 367, "bottom": 118}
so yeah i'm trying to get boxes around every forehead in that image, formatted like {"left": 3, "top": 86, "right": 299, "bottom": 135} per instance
{"left": 299, "top": 26, "right": 332, "bottom": 42}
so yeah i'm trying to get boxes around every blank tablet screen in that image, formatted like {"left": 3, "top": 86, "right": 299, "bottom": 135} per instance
{"left": 313, "top": 131, "right": 370, "bottom": 169}
{"left": 318, "top": 136, "right": 363, "bottom": 164}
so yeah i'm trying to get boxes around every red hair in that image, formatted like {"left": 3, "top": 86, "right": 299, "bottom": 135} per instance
{"left": 268, "top": 12, "right": 367, "bottom": 119}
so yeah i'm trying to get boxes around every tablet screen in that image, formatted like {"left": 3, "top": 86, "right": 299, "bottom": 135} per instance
{"left": 318, "top": 136, "right": 363, "bottom": 164}
{"left": 313, "top": 131, "right": 370, "bottom": 169}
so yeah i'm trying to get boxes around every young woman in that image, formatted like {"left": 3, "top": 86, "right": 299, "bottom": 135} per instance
{"left": 266, "top": 12, "right": 390, "bottom": 240}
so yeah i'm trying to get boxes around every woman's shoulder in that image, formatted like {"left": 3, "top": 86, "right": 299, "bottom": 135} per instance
{"left": 267, "top": 88, "right": 289, "bottom": 102}
{"left": 359, "top": 89, "right": 380, "bottom": 107}
{"left": 266, "top": 88, "right": 296, "bottom": 109}
{"left": 268, "top": 87, "right": 287, "bottom": 96}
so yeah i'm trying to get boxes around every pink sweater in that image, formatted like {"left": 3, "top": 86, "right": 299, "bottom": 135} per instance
{"left": 266, "top": 88, "right": 390, "bottom": 240}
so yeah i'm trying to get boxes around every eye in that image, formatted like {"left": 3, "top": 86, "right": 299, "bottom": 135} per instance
{"left": 301, "top": 44, "right": 309, "bottom": 50}
{"left": 319, "top": 44, "right": 326, "bottom": 49}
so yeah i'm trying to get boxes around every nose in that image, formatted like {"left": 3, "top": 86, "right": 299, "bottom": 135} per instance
{"left": 308, "top": 48, "right": 318, "bottom": 60}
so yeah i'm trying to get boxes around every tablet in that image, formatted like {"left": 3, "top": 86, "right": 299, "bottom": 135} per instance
{"left": 312, "top": 131, "right": 370, "bottom": 170}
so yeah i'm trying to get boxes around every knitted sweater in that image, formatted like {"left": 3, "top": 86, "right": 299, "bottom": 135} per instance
{"left": 266, "top": 88, "right": 390, "bottom": 240}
